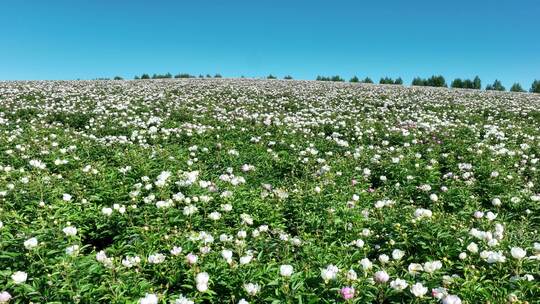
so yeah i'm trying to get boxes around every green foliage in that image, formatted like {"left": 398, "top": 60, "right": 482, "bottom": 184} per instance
{"left": 283, "top": 75, "right": 293, "bottom": 80}
{"left": 349, "top": 76, "right": 359, "bottom": 83}
{"left": 451, "top": 78, "right": 464, "bottom": 88}
{"left": 140, "top": 74, "right": 150, "bottom": 79}
{"left": 174, "top": 73, "right": 195, "bottom": 79}
{"left": 510, "top": 83, "right": 525, "bottom": 92}
{"left": 316, "top": 75, "right": 344, "bottom": 82}
{"left": 451, "top": 76, "right": 481, "bottom": 89}
{"left": 113, "top": 76, "right": 123, "bottom": 80}
{"left": 412, "top": 75, "right": 447, "bottom": 87}
{"left": 362, "top": 77, "right": 373, "bottom": 84}
{"left": 152, "top": 73, "right": 173, "bottom": 79}
{"left": 267, "top": 74, "right": 277, "bottom": 79}
{"left": 486, "top": 79, "right": 506, "bottom": 91}
{"left": 530, "top": 80, "right": 540, "bottom": 93}
{"left": 379, "top": 77, "right": 402, "bottom": 85}
{"left": 473, "top": 76, "right": 482, "bottom": 89}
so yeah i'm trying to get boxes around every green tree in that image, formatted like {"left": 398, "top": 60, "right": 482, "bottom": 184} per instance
{"left": 486, "top": 79, "right": 505, "bottom": 91}
{"left": 379, "top": 77, "right": 394, "bottom": 84}
{"left": 394, "top": 77, "right": 403, "bottom": 85}
{"left": 510, "top": 83, "right": 525, "bottom": 92}
{"left": 412, "top": 77, "right": 426, "bottom": 86}
{"left": 349, "top": 76, "right": 359, "bottom": 83}
{"left": 427, "top": 75, "right": 447, "bottom": 87}
{"left": 473, "top": 76, "right": 481, "bottom": 89}
{"left": 530, "top": 80, "right": 540, "bottom": 93}
{"left": 284, "top": 75, "right": 293, "bottom": 80}
{"left": 463, "top": 79, "right": 474, "bottom": 89}
{"left": 451, "top": 78, "right": 463, "bottom": 88}
{"left": 267, "top": 74, "right": 277, "bottom": 79}
{"left": 141, "top": 74, "right": 150, "bottom": 79}
{"left": 362, "top": 77, "right": 373, "bottom": 84}
{"left": 113, "top": 76, "right": 123, "bottom": 80}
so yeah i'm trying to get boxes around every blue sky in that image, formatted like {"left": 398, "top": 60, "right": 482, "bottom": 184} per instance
{"left": 1, "top": 0, "right": 538, "bottom": 87}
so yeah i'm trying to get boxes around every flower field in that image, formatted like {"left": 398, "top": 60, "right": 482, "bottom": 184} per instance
{"left": 0, "top": 79, "right": 539, "bottom": 303}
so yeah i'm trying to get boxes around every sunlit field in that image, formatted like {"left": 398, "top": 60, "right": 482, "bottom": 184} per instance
{"left": 0, "top": 79, "right": 539, "bottom": 303}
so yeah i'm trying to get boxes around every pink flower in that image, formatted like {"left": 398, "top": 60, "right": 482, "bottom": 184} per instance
{"left": 351, "top": 179, "right": 357, "bottom": 186}
{"left": 340, "top": 287, "right": 355, "bottom": 300}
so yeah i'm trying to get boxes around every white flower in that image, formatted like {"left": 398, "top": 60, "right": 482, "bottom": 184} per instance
{"left": 240, "top": 255, "right": 253, "bottom": 265}
{"left": 238, "top": 299, "right": 249, "bottom": 304}
{"left": 442, "top": 295, "right": 462, "bottom": 304}
{"left": 485, "top": 211, "right": 497, "bottom": 221}
{"left": 429, "top": 193, "right": 438, "bottom": 202}
{"left": 408, "top": 263, "right": 423, "bottom": 275}
{"left": 11, "top": 271, "right": 27, "bottom": 284}
{"left": 510, "top": 247, "right": 526, "bottom": 259}
{"left": 62, "top": 226, "right": 77, "bottom": 236}
{"left": 392, "top": 249, "right": 405, "bottom": 260}
{"left": 410, "top": 282, "right": 428, "bottom": 297}
{"left": 423, "top": 260, "right": 442, "bottom": 273}
{"left": 481, "top": 250, "right": 506, "bottom": 263}
{"left": 467, "top": 242, "right": 479, "bottom": 253}
{"left": 432, "top": 287, "right": 448, "bottom": 299}
{"left": 222, "top": 249, "right": 233, "bottom": 263}
{"left": 173, "top": 295, "right": 194, "bottom": 304}
{"left": 414, "top": 208, "right": 432, "bottom": 219}
{"left": 102, "top": 207, "right": 113, "bottom": 216}
{"left": 0, "top": 291, "right": 12, "bottom": 303}
{"left": 155, "top": 171, "right": 171, "bottom": 188}
{"left": 139, "top": 293, "right": 158, "bottom": 304}
{"left": 346, "top": 269, "right": 358, "bottom": 281}
{"left": 492, "top": 198, "right": 501, "bottom": 207}
{"left": 473, "top": 211, "right": 484, "bottom": 219}
{"left": 156, "top": 200, "right": 173, "bottom": 208}
{"left": 209, "top": 211, "right": 222, "bottom": 220}
{"left": 122, "top": 256, "right": 141, "bottom": 268}
{"left": 0, "top": 221, "right": 3, "bottom": 229}
{"left": 243, "top": 283, "right": 260, "bottom": 295}
{"left": 374, "top": 270, "right": 389, "bottom": 283}
{"left": 148, "top": 253, "right": 166, "bottom": 264}
{"left": 378, "top": 254, "right": 390, "bottom": 264}
{"left": 186, "top": 253, "right": 198, "bottom": 265}
{"left": 183, "top": 205, "right": 198, "bottom": 216}
{"left": 29, "top": 159, "right": 46, "bottom": 169}
{"left": 62, "top": 193, "right": 72, "bottom": 201}
{"left": 360, "top": 258, "right": 372, "bottom": 270}
{"left": 66, "top": 245, "right": 80, "bottom": 256}
{"left": 195, "top": 272, "right": 209, "bottom": 292}
{"left": 352, "top": 239, "right": 364, "bottom": 248}
{"left": 170, "top": 246, "right": 183, "bottom": 256}
{"left": 321, "top": 265, "right": 339, "bottom": 282}
{"left": 390, "top": 278, "right": 408, "bottom": 291}
{"left": 280, "top": 264, "right": 294, "bottom": 277}
{"left": 24, "top": 237, "right": 38, "bottom": 250}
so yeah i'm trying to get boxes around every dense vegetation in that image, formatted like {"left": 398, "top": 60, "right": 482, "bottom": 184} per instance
{"left": 1, "top": 79, "right": 539, "bottom": 303}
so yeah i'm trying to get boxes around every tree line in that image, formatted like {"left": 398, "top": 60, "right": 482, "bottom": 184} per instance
{"left": 315, "top": 74, "right": 539, "bottom": 93}
{"left": 132, "top": 73, "right": 222, "bottom": 79}
{"left": 106, "top": 73, "right": 540, "bottom": 93}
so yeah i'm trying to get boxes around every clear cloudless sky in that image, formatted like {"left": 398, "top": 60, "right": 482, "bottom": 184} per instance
{"left": 0, "top": 0, "right": 539, "bottom": 87}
